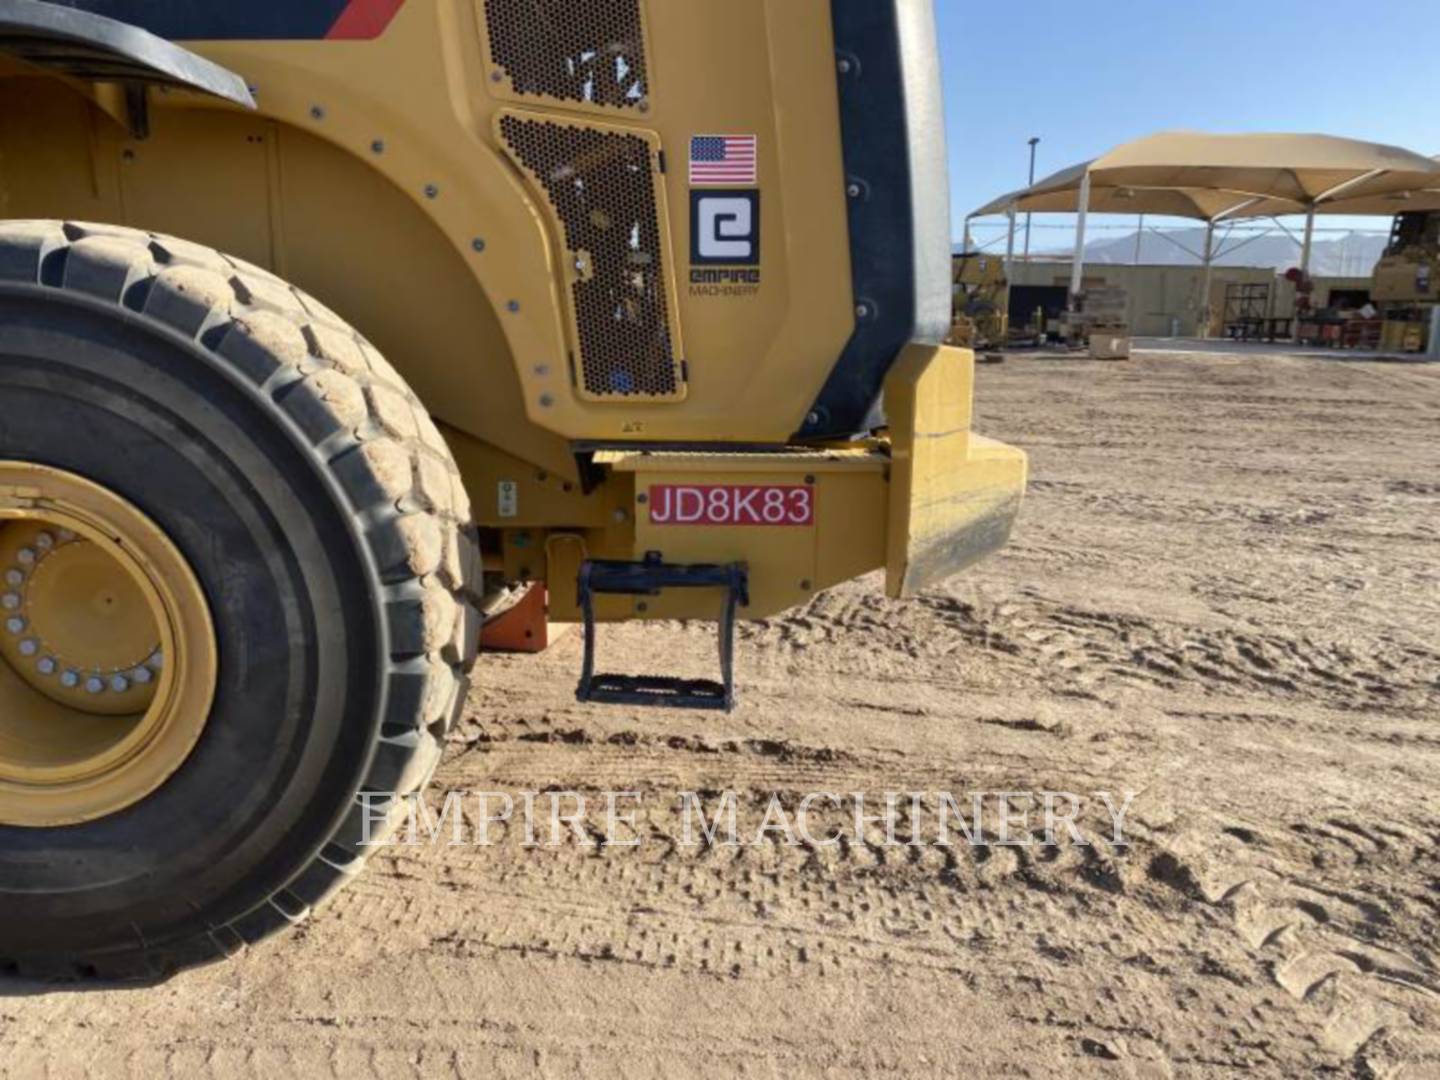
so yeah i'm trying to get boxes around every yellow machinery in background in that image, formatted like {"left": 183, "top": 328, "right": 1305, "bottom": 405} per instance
{"left": 0, "top": 0, "right": 1025, "bottom": 977}
{"left": 1372, "top": 211, "right": 1440, "bottom": 352}
{"left": 948, "top": 251, "right": 1010, "bottom": 349}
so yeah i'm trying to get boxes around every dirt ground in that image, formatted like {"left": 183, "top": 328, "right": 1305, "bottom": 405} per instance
{"left": 3, "top": 347, "right": 1438, "bottom": 1078}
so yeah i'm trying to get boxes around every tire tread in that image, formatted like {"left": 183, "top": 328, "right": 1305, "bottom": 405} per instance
{"left": 0, "top": 219, "right": 479, "bottom": 979}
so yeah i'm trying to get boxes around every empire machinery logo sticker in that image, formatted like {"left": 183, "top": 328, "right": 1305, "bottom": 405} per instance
{"left": 689, "top": 134, "right": 762, "bottom": 299}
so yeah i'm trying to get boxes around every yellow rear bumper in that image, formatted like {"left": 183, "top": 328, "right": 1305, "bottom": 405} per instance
{"left": 883, "top": 344, "right": 1028, "bottom": 598}
{"left": 538, "top": 344, "right": 1025, "bottom": 622}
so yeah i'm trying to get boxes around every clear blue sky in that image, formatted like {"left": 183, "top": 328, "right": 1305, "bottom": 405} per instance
{"left": 937, "top": 0, "right": 1440, "bottom": 243}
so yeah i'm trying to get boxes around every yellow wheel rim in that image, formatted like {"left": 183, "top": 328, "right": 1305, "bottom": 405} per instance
{"left": 0, "top": 462, "right": 217, "bottom": 827}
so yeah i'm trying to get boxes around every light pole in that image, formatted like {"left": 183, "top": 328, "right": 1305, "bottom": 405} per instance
{"left": 1022, "top": 136, "right": 1040, "bottom": 264}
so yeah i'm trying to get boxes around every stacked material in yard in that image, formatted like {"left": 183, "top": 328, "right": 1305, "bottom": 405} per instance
{"left": 1064, "top": 287, "right": 1132, "bottom": 358}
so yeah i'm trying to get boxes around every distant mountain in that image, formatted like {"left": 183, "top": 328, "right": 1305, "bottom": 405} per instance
{"left": 1078, "top": 227, "right": 1386, "bottom": 276}
{"left": 957, "top": 227, "right": 1388, "bottom": 277}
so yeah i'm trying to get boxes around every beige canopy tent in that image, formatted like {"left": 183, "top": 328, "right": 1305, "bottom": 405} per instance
{"left": 1295, "top": 188, "right": 1440, "bottom": 217}
{"left": 970, "top": 181, "right": 1282, "bottom": 314}
{"left": 1249, "top": 160, "right": 1440, "bottom": 220}
{"left": 969, "top": 133, "right": 1440, "bottom": 308}
{"left": 974, "top": 183, "right": 1291, "bottom": 221}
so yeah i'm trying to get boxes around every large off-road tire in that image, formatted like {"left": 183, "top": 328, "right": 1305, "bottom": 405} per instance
{"left": 0, "top": 220, "right": 480, "bottom": 979}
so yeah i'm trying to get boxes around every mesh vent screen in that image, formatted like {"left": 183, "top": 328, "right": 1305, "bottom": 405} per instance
{"left": 500, "top": 115, "right": 680, "bottom": 399}
{"left": 483, "top": 0, "right": 649, "bottom": 111}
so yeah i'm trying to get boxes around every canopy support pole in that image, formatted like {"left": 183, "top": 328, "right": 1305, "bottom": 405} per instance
{"left": 1269, "top": 216, "right": 1303, "bottom": 246}
{"left": 1134, "top": 214, "right": 1145, "bottom": 265}
{"left": 1004, "top": 206, "right": 1017, "bottom": 276}
{"left": 1148, "top": 227, "right": 1204, "bottom": 261}
{"left": 1199, "top": 220, "right": 1217, "bottom": 338}
{"left": 1299, "top": 205, "right": 1317, "bottom": 278}
{"left": 1068, "top": 171, "right": 1092, "bottom": 308}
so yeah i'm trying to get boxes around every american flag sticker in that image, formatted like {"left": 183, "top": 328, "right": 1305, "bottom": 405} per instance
{"left": 690, "top": 135, "right": 759, "bottom": 186}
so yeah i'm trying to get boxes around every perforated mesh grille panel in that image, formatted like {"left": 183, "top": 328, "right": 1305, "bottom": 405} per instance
{"left": 500, "top": 114, "right": 681, "bottom": 400}
{"left": 483, "top": 0, "right": 649, "bottom": 111}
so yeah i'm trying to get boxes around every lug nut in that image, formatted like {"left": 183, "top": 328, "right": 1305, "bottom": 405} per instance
{"left": 1, "top": 593, "right": 19, "bottom": 611}
{"left": 4, "top": 570, "right": 22, "bottom": 586}
{"left": 84, "top": 676, "right": 105, "bottom": 695}
{"left": 18, "top": 638, "right": 38, "bottom": 657}
{"left": 132, "top": 666, "right": 153, "bottom": 685}
{"left": 36, "top": 657, "right": 56, "bottom": 676}
{"left": 60, "top": 670, "right": 79, "bottom": 689}
{"left": 16, "top": 548, "right": 35, "bottom": 566}
{"left": 5, "top": 617, "right": 23, "bottom": 635}
{"left": 109, "top": 675, "right": 130, "bottom": 693}
{"left": 34, "top": 532, "right": 53, "bottom": 551}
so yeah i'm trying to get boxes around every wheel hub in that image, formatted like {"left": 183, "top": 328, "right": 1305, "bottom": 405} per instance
{"left": 1, "top": 523, "right": 164, "bottom": 715}
{"left": 0, "top": 462, "right": 216, "bottom": 827}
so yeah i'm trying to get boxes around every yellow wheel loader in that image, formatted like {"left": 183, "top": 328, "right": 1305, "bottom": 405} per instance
{"left": 947, "top": 251, "right": 1010, "bottom": 350}
{"left": 0, "top": 0, "right": 1026, "bottom": 977}
{"left": 1372, "top": 210, "right": 1440, "bottom": 351}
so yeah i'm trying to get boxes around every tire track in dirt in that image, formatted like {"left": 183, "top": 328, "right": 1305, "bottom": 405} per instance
{"left": 1137, "top": 810, "right": 1440, "bottom": 1077}
{"left": 303, "top": 719, "right": 1374, "bottom": 1073}
{"left": 744, "top": 587, "right": 1440, "bottom": 715}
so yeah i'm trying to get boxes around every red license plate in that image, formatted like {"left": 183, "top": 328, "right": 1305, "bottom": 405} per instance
{"left": 648, "top": 485, "right": 815, "bottom": 526}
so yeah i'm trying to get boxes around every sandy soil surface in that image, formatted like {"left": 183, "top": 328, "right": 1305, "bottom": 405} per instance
{"left": 3, "top": 348, "right": 1438, "bottom": 1078}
